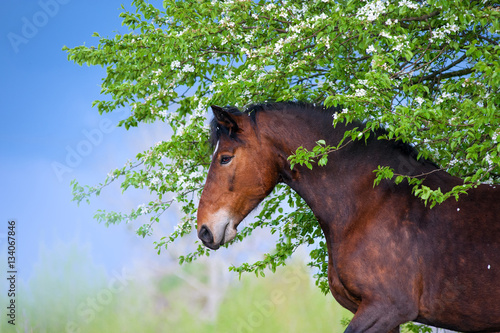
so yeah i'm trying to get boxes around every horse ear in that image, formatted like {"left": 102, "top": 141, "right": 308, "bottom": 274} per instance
{"left": 211, "top": 105, "right": 238, "bottom": 131}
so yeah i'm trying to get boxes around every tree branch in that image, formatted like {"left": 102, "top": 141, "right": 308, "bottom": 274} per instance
{"left": 411, "top": 52, "right": 471, "bottom": 84}
{"left": 478, "top": 34, "right": 499, "bottom": 46}
{"left": 419, "top": 67, "right": 473, "bottom": 83}
{"left": 400, "top": 10, "right": 440, "bottom": 22}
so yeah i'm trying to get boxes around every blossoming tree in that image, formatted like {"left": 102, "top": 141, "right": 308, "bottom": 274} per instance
{"left": 65, "top": 0, "right": 499, "bottom": 292}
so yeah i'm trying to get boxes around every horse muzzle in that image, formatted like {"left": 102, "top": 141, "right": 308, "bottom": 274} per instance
{"left": 198, "top": 219, "right": 237, "bottom": 250}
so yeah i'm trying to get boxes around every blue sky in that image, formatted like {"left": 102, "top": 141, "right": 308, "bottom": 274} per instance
{"left": 0, "top": 0, "right": 178, "bottom": 281}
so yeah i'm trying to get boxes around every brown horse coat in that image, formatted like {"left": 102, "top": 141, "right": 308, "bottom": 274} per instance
{"left": 197, "top": 102, "right": 500, "bottom": 332}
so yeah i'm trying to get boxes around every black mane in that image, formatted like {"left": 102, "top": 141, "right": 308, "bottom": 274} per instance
{"left": 209, "top": 101, "right": 435, "bottom": 167}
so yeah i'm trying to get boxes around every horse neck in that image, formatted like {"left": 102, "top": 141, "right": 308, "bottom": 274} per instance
{"left": 262, "top": 111, "right": 435, "bottom": 237}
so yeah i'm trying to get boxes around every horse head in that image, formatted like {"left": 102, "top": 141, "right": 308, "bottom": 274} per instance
{"left": 196, "top": 105, "right": 281, "bottom": 250}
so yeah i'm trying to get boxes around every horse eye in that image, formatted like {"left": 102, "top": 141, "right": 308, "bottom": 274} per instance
{"left": 220, "top": 155, "right": 233, "bottom": 165}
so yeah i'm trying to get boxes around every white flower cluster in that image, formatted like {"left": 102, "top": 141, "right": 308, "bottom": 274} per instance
{"left": 378, "top": 31, "right": 409, "bottom": 52}
{"left": 379, "top": 31, "right": 392, "bottom": 39}
{"left": 430, "top": 22, "right": 460, "bottom": 42}
{"left": 392, "top": 39, "right": 409, "bottom": 52}
{"left": 264, "top": 3, "right": 276, "bottom": 11}
{"left": 176, "top": 123, "right": 186, "bottom": 136}
{"left": 356, "top": 0, "right": 386, "bottom": 22}
{"left": 150, "top": 175, "right": 161, "bottom": 185}
{"left": 321, "top": 36, "right": 331, "bottom": 49}
{"left": 385, "top": 18, "right": 398, "bottom": 26}
{"left": 174, "top": 219, "right": 193, "bottom": 233}
{"left": 136, "top": 203, "right": 152, "bottom": 215}
{"left": 312, "top": 13, "right": 328, "bottom": 21}
{"left": 461, "top": 78, "right": 486, "bottom": 89}
{"left": 240, "top": 47, "right": 249, "bottom": 55}
{"left": 274, "top": 38, "right": 285, "bottom": 54}
{"left": 366, "top": 44, "right": 376, "bottom": 54}
{"left": 219, "top": 16, "right": 235, "bottom": 28}
{"left": 485, "top": 153, "right": 494, "bottom": 168}
{"left": 434, "top": 91, "right": 453, "bottom": 105}
{"left": 449, "top": 158, "right": 458, "bottom": 166}
{"left": 182, "top": 64, "right": 195, "bottom": 73}
{"left": 332, "top": 108, "right": 349, "bottom": 121}
{"left": 355, "top": 88, "right": 367, "bottom": 97}
{"left": 175, "top": 167, "right": 204, "bottom": 191}
{"left": 415, "top": 96, "right": 425, "bottom": 105}
{"left": 170, "top": 60, "right": 181, "bottom": 70}
{"left": 399, "top": 0, "right": 421, "bottom": 10}
{"left": 287, "top": 60, "right": 307, "bottom": 73}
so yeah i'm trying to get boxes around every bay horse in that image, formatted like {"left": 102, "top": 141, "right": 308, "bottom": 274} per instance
{"left": 196, "top": 102, "right": 500, "bottom": 332}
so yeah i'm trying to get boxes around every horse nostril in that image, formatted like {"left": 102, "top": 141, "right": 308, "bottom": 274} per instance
{"left": 198, "top": 225, "right": 214, "bottom": 244}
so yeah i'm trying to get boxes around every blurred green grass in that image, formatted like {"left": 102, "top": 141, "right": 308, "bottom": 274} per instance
{"left": 1, "top": 241, "right": 352, "bottom": 333}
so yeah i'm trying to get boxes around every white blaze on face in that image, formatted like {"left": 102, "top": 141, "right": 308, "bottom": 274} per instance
{"left": 207, "top": 140, "right": 220, "bottom": 174}
{"left": 213, "top": 139, "right": 220, "bottom": 158}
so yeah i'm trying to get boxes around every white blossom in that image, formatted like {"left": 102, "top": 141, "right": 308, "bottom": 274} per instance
{"left": 333, "top": 108, "right": 348, "bottom": 121}
{"left": 264, "top": 3, "right": 276, "bottom": 11}
{"left": 321, "top": 36, "right": 331, "bottom": 49}
{"left": 366, "top": 44, "right": 376, "bottom": 54}
{"left": 430, "top": 23, "right": 460, "bottom": 42}
{"left": 485, "top": 153, "right": 494, "bottom": 167}
{"left": 170, "top": 60, "right": 181, "bottom": 69}
{"left": 356, "top": 0, "right": 386, "bottom": 22}
{"left": 315, "top": 13, "right": 328, "bottom": 20}
{"left": 379, "top": 31, "right": 392, "bottom": 39}
{"left": 355, "top": 88, "right": 367, "bottom": 97}
{"left": 176, "top": 124, "right": 185, "bottom": 136}
{"left": 150, "top": 176, "right": 161, "bottom": 185}
{"left": 274, "top": 38, "right": 285, "bottom": 54}
{"left": 399, "top": 0, "right": 420, "bottom": 9}
{"left": 393, "top": 41, "right": 409, "bottom": 52}
{"left": 182, "top": 64, "right": 195, "bottom": 72}
{"left": 415, "top": 96, "right": 425, "bottom": 105}
{"left": 385, "top": 18, "right": 398, "bottom": 25}
{"left": 435, "top": 91, "right": 453, "bottom": 105}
